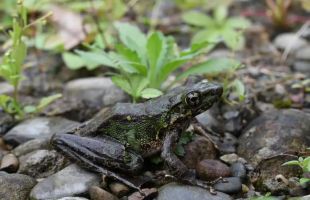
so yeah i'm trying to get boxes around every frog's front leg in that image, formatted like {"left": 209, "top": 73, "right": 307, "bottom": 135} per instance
{"left": 51, "top": 133, "right": 144, "bottom": 191}
{"left": 161, "top": 130, "right": 221, "bottom": 194}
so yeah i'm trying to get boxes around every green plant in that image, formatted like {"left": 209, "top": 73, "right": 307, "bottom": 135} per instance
{"left": 63, "top": 22, "right": 240, "bottom": 102}
{"left": 0, "top": 0, "right": 61, "bottom": 120}
{"left": 182, "top": 5, "right": 251, "bottom": 50}
{"left": 283, "top": 148, "right": 310, "bottom": 185}
{"left": 266, "top": 0, "right": 292, "bottom": 29}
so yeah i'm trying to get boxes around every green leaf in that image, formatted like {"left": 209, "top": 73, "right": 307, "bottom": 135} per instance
{"left": 23, "top": 105, "right": 36, "bottom": 113}
{"left": 214, "top": 6, "right": 228, "bottom": 23}
{"left": 175, "top": 144, "right": 185, "bottom": 157}
{"left": 36, "top": 94, "right": 62, "bottom": 112}
{"left": 225, "top": 17, "right": 251, "bottom": 29}
{"left": 182, "top": 11, "right": 213, "bottom": 27}
{"left": 230, "top": 79, "right": 245, "bottom": 101}
{"left": 222, "top": 29, "right": 245, "bottom": 50}
{"left": 140, "top": 88, "right": 163, "bottom": 99}
{"left": 300, "top": 178, "right": 310, "bottom": 185}
{"left": 114, "top": 22, "right": 147, "bottom": 65}
{"left": 75, "top": 50, "right": 116, "bottom": 70}
{"left": 146, "top": 32, "right": 167, "bottom": 86}
{"left": 62, "top": 52, "right": 84, "bottom": 70}
{"left": 177, "top": 58, "right": 241, "bottom": 80}
{"left": 111, "top": 75, "right": 133, "bottom": 97}
{"left": 282, "top": 160, "right": 300, "bottom": 166}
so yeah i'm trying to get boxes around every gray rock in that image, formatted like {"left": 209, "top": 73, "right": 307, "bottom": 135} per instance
{"left": 289, "top": 195, "right": 310, "bottom": 200}
{"left": 230, "top": 162, "right": 247, "bottom": 181}
{"left": 0, "top": 173, "right": 37, "bottom": 200}
{"left": 237, "top": 109, "right": 310, "bottom": 166}
{"left": 293, "top": 61, "right": 310, "bottom": 74}
{"left": 214, "top": 177, "right": 242, "bottom": 194}
{"left": 64, "top": 77, "right": 128, "bottom": 107}
{"left": 30, "top": 164, "right": 100, "bottom": 200}
{"left": 0, "top": 82, "right": 14, "bottom": 95}
{"left": 57, "top": 198, "right": 89, "bottom": 200}
{"left": 295, "top": 46, "right": 310, "bottom": 60}
{"left": 0, "top": 153, "right": 19, "bottom": 173}
{"left": 89, "top": 186, "right": 119, "bottom": 200}
{"left": 3, "top": 117, "right": 79, "bottom": 146}
{"left": 157, "top": 183, "right": 232, "bottom": 200}
{"left": 18, "top": 149, "right": 67, "bottom": 178}
{"left": 13, "top": 138, "right": 50, "bottom": 157}
{"left": 273, "top": 33, "right": 308, "bottom": 52}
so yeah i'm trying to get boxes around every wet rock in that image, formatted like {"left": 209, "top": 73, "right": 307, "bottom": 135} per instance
{"left": 157, "top": 183, "right": 232, "bottom": 200}
{"left": 230, "top": 162, "right": 247, "bottom": 181}
{"left": 295, "top": 46, "right": 310, "bottom": 60}
{"left": 128, "top": 188, "right": 158, "bottom": 200}
{"left": 64, "top": 77, "right": 128, "bottom": 107}
{"left": 109, "top": 182, "right": 130, "bottom": 197}
{"left": 196, "top": 159, "right": 231, "bottom": 181}
{"left": 289, "top": 195, "right": 310, "bottom": 200}
{"left": 0, "top": 112, "right": 15, "bottom": 135}
{"left": 13, "top": 138, "right": 50, "bottom": 157}
{"left": 89, "top": 186, "right": 119, "bottom": 200}
{"left": 220, "top": 153, "right": 245, "bottom": 165}
{"left": 182, "top": 136, "right": 217, "bottom": 169}
{"left": 0, "top": 153, "right": 19, "bottom": 173}
{"left": 214, "top": 177, "right": 242, "bottom": 194}
{"left": 237, "top": 109, "right": 310, "bottom": 166}
{"left": 18, "top": 149, "right": 67, "bottom": 178}
{"left": 293, "top": 61, "right": 310, "bottom": 75}
{"left": 253, "top": 154, "right": 303, "bottom": 194}
{"left": 30, "top": 164, "right": 100, "bottom": 199}
{"left": 0, "top": 173, "right": 37, "bottom": 200}
{"left": 3, "top": 117, "right": 79, "bottom": 146}
{"left": 196, "top": 110, "right": 223, "bottom": 133}
{"left": 0, "top": 82, "right": 14, "bottom": 95}
{"left": 273, "top": 33, "right": 308, "bottom": 52}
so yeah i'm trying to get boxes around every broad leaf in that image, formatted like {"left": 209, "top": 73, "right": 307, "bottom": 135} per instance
{"left": 36, "top": 94, "right": 62, "bottom": 112}
{"left": 226, "top": 17, "right": 251, "bottom": 29}
{"left": 141, "top": 88, "right": 163, "bottom": 99}
{"left": 177, "top": 58, "right": 241, "bottom": 80}
{"left": 111, "top": 75, "right": 133, "bottom": 97}
{"left": 76, "top": 50, "right": 116, "bottom": 70}
{"left": 182, "top": 10, "right": 213, "bottom": 27}
{"left": 62, "top": 52, "right": 84, "bottom": 70}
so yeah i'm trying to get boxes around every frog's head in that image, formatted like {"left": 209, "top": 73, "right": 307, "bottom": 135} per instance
{"left": 167, "top": 80, "right": 223, "bottom": 124}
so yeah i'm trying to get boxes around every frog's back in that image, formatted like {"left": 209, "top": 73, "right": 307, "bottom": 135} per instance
{"left": 100, "top": 103, "right": 169, "bottom": 155}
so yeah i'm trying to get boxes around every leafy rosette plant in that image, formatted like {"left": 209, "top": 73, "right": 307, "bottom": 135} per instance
{"left": 63, "top": 22, "right": 240, "bottom": 102}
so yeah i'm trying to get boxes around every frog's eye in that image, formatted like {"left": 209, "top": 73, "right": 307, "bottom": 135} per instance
{"left": 184, "top": 91, "right": 201, "bottom": 107}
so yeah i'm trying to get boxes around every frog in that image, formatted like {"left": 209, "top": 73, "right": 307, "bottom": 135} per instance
{"left": 51, "top": 80, "right": 223, "bottom": 192}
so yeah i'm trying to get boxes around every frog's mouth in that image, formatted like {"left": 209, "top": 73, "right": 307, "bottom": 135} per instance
{"left": 51, "top": 133, "right": 143, "bottom": 174}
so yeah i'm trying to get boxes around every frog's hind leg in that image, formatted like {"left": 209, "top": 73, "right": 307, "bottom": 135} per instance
{"left": 51, "top": 133, "right": 144, "bottom": 191}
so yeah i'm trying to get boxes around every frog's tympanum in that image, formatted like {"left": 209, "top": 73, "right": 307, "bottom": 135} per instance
{"left": 51, "top": 81, "right": 223, "bottom": 191}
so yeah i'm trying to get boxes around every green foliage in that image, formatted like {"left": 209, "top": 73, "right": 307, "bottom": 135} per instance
{"left": 175, "top": 132, "right": 195, "bottom": 156}
{"left": 182, "top": 5, "right": 251, "bottom": 50}
{"left": 282, "top": 151, "right": 310, "bottom": 185}
{"left": 64, "top": 22, "right": 240, "bottom": 102}
{"left": 0, "top": 0, "right": 61, "bottom": 120}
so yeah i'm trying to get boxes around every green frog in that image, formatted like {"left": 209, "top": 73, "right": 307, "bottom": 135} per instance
{"left": 51, "top": 80, "right": 223, "bottom": 191}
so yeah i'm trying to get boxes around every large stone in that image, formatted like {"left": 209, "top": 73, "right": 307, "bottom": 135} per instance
{"left": 64, "top": 77, "right": 128, "bottom": 106}
{"left": 3, "top": 117, "right": 79, "bottom": 146}
{"left": 30, "top": 164, "right": 100, "bottom": 199}
{"left": 273, "top": 33, "right": 308, "bottom": 52}
{"left": 157, "top": 183, "right": 232, "bottom": 200}
{"left": 0, "top": 173, "right": 37, "bottom": 200}
{"left": 18, "top": 149, "right": 67, "bottom": 178}
{"left": 13, "top": 138, "right": 50, "bottom": 157}
{"left": 237, "top": 109, "right": 310, "bottom": 166}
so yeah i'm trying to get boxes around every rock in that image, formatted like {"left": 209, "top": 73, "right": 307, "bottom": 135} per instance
{"left": 30, "top": 164, "right": 100, "bottom": 199}
{"left": 3, "top": 117, "right": 79, "bottom": 146}
{"left": 89, "top": 186, "right": 119, "bottom": 200}
{"left": 196, "top": 110, "right": 224, "bottom": 133}
{"left": 220, "top": 154, "right": 240, "bottom": 165}
{"left": 109, "top": 182, "right": 130, "bottom": 197}
{"left": 230, "top": 162, "right": 247, "bottom": 181}
{"left": 64, "top": 77, "right": 128, "bottom": 107}
{"left": 0, "top": 173, "right": 37, "bottom": 200}
{"left": 237, "top": 109, "right": 310, "bottom": 166}
{"left": 295, "top": 46, "right": 310, "bottom": 60}
{"left": 57, "top": 198, "right": 89, "bottom": 200}
{"left": 293, "top": 61, "right": 310, "bottom": 75}
{"left": 18, "top": 149, "right": 67, "bottom": 178}
{"left": 0, "top": 112, "right": 15, "bottom": 136}
{"left": 157, "top": 183, "right": 232, "bottom": 200}
{"left": 253, "top": 154, "right": 303, "bottom": 194}
{"left": 0, "top": 82, "right": 14, "bottom": 95}
{"left": 13, "top": 138, "right": 50, "bottom": 157}
{"left": 273, "top": 33, "right": 308, "bottom": 52}
{"left": 128, "top": 188, "right": 158, "bottom": 200}
{"left": 0, "top": 153, "right": 19, "bottom": 173}
{"left": 196, "top": 159, "right": 231, "bottom": 181}
{"left": 289, "top": 195, "right": 310, "bottom": 200}
{"left": 182, "top": 136, "right": 217, "bottom": 169}
{"left": 217, "top": 133, "right": 237, "bottom": 154}
{"left": 214, "top": 177, "right": 242, "bottom": 194}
